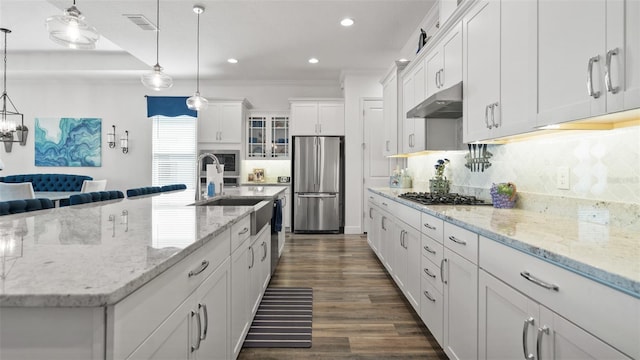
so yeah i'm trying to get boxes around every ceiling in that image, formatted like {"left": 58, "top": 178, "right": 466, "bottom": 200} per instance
{"left": 0, "top": 0, "right": 435, "bottom": 82}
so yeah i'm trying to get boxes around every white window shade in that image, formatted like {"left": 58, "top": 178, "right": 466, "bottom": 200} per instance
{"left": 152, "top": 116, "right": 196, "bottom": 189}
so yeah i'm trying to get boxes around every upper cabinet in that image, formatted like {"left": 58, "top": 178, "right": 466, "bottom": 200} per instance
{"left": 402, "top": 61, "right": 426, "bottom": 154}
{"left": 440, "top": 0, "right": 460, "bottom": 28}
{"left": 246, "top": 111, "right": 290, "bottom": 159}
{"left": 463, "top": 0, "right": 537, "bottom": 142}
{"left": 381, "top": 62, "right": 407, "bottom": 157}
{"left": 537, "top": 0, "right": 640, "bottom": 127}
{"left": 425, "top": 22, "right": 462, "bottom": 98}
{"left": 290, "top": 99, "right": 345, "bottom": 136}
{"left": 198, "top": 99, "right": 252, "bottom": 144}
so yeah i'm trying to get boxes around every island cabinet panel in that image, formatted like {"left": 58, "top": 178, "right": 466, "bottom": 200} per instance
{"left": 109, "top": 228, "right": 231, "bottom": 360}
{"left": 0, "top": 307, "right": 105, "bottom": 360}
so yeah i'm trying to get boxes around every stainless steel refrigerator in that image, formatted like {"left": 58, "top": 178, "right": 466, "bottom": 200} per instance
{"left": 292, "top": 136, "right": 344, "bottom": 233}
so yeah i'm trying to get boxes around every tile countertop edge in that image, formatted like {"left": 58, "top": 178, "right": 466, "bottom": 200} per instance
{"left": 0, "top": 207, "right": 254, "bottom": 308}
{"left": 368, "top": 188, "right": 640, "bottom": 299}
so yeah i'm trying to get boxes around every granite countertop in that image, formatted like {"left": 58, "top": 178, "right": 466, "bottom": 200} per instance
{"left": 370, "top": 188, "right": 640, "bottom": 299}
{"left": 0, "top": 187, "right": 287, "bottom": 307}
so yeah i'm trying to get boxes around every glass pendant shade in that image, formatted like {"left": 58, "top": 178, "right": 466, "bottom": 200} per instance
{"left": 46, "top": 4, "right": 99, "bottom": 50}
{"left": 141, "top": 64, "right": 173, "bottom": 91}
{"left": 186, "top": 92, "right": 209, "bottom": 111}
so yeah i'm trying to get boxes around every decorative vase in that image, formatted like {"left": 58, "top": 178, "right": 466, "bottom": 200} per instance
{"left": 429, "top": 178, "right": 450, "bottom": 194}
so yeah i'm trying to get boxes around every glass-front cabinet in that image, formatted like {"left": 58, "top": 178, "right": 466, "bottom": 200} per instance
{"left": 246, "top": 111, "right": 289, "bottom": 159}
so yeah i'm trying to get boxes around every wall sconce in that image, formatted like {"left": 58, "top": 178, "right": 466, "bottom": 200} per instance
{"left": 108, "top": 214, "right": 116, "bottom": 237}
{"left": 120, "top": 130, "right": 129, "bottom": 154}
{"left": 107, "top": 125, "right": 116, "bottom": 148}
{"left": 121, "top": 210, "right": 129, "bottom": 232}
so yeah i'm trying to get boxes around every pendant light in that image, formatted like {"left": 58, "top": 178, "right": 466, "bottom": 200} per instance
{"left": 186, "top": 5, "right": 208, "bottom": 111}
{"left": 0, "top": 28, "right": 27, "bottom": 153}
{"left": 141, "top": 0, "right": 173, "bottom": 91}
{"left": 45, "top": 0, "right": 100, "bottom": 50}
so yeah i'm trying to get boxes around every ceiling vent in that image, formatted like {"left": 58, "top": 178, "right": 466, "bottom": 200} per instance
{"left": 123, "top": 14, "right": 157, "bottom": 31}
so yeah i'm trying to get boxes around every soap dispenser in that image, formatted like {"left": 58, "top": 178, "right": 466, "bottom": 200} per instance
{"left": 207, "top": 181, "right": 215, "bottom": 197}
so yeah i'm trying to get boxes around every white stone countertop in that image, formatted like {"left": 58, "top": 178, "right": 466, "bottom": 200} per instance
{"left": 0, "top": 187, "right": 287, "bottom": 307}
{"left": 370, "top": 188, "right": 640, "bottom": 299}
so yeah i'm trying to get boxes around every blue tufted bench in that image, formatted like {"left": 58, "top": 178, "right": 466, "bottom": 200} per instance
{"left": 126, "top": 186, "right": 162, "bottom": 198}
{"left": 61, "top": 190, "right": 125, "bottom": 207}
{"left": 0, "top": 198, "right": 55, "bottom": 216}
{"left": 160, "top": 184, "right": 187, "bottom": 192}
{"left": 0, "top": 174, "right": 93, "bottom": 192}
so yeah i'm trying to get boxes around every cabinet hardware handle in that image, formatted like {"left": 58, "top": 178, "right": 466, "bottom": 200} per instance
{"left": 423, "top": 290, "right": 436, "bottom": 302}
{"left": 522, "top": 317, "right": 535, "bottom": 360}
{"left": 520, "top": 271, "right": 559, "bottom": 291}
{"left": 282, "top": 195, "right": 287, "bottom": 207}
{"left": 536, "top": 325, "right": 549, "bottom": 360}
{"left": 385, "top": 140, "right": 390, "bottom": 152}
{"left": 381, "top": 216, "right": 387, "bottom": 230}
{"left": 435, "top": 70, "right": 440, "bottom": 88}
{"left": 369, "top": 196, "right": 374, "bottom": 200}
{"left": 424, "top": 268, "right": 436, "bottom": 278}
{"left": 448, "top": 235, "right": 467, "bottom": 245}
{"left": 587, "top": 55, "right": 601, "bottom": 98}
{"left": 199, "top": 303, "right": 209, "bottom": 341}
{"left": 423, "top": 245, "right": 436, "bottom": 255}
{"left": 423, "top": 223, "right": 436, "bottom": 230}
{"left": 238, "top": 227, "right": 249, "bottom": 235}
{"left": 491, "top": 102, "right": 499, "bottom": 128}
{"left": 382, "top": 202, "right": 388, "bottom": 207}
{"left": 249, "top": 247, "right": 255, "bottom": 269}
{"left": 485, "top": 105, "right": 492, "bottom": 129}
{"left": 188, "top": 260, "right": 210, "bottom": 278}
{"left": 605, "top": 48, "right": 619, "bottom": 94}
{"left": 262, "top": 241, "right": 268, "bottom": 261}
{"left": 369, "top": 207, "right": 373, "bottom": 219}
{"left": 318, "top": 124, "right": 322, "bottom": 133}
{"left": 399, "top": 230, "right": 405, "bottom": 248}
{"left": 440, "top": 69, "right": 445, "bottom": 88}
{"left": 440, "top": 258, "right": 447, "bottom": 284}
{"left": 191, "top": 309, "right": 202, "bottom": 352}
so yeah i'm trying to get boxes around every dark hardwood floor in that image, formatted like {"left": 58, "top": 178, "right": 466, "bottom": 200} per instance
{"left": 238, "top": 233, "right": 448, "bottom": 360}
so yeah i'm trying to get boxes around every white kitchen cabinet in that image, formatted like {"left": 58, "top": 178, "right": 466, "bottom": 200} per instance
{"left": 247, "top": 111, "right": 290, "bottom": 159}
{"left": 402, "top": 62, "right": 426, "bottom": 154}
{"left": 198, "top": 99, "right": 252, "bottom": 144}
{"left": 379, "top": 211, "right": 395, "bottom": 273}
{"left": 127, "top": 258, "right": 231, "bottom": 360}
{"left": 366, "top": 199, "right": 380, "bottom": 255}
{"left": 536, "top": 0, "right": 640, "bottom": 126}
{"left": 403, "top": 223, "right": 422, "bottom": 312}
{"left": 249, "top": 225, "right": 271, "bottom": 317}
{"left": 230, "top": 237, "right": 251, "bottom": 358}
{"left": 381, "top": 63, "right": 407, "bottom": 156}
{"left": 463, "top": 0, "right": 537, "bottom": 142}
{"left": 440, "top": 0, "right": 460, "bottom": 28}
{"left": 290, "top": 99, "right": 345, "bottom": 136}
{"left": 425, "top": 22, "right": 462, "bottom": 98}
{"left": 278, "top": 188, "right": 290, "bottom": 255}
{"left": 442, "top": 222, "right": 478, "bottom": 360}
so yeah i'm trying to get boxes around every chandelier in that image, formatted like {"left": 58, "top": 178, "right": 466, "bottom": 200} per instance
{"left": 0, "top": 28, "right": 27, "bottom": 153}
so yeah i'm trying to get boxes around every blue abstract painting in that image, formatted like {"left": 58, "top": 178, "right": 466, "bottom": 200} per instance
{"left": 35, "top": 118, "right": 102, "bottom": 167}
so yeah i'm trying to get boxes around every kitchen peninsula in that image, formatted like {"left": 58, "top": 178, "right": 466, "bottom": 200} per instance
{"left": 0, "top": 186, "right": 286, "bottom": 360}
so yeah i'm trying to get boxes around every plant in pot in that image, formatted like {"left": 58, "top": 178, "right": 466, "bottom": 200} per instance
{"left": 429, "top": 158, "right": 450, "bottom": 194}
{"left": 490, "top": 182, "right": 517, "bottom": 208}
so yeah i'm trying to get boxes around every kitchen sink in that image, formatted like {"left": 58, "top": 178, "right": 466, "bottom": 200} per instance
{"left": 200, "top": 198, "right": 264, "bottom": 206}
{"left": 197, "top": 197, "right": 272, "bottom": 235}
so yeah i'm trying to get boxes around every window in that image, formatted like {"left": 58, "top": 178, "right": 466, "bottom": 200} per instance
{"left": 152, "top": 115, "right": 196, "bottom": 189}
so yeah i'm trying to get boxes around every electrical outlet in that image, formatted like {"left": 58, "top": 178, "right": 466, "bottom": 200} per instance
{"left": 557, "top": 166, "right": 570, "bottom": 190}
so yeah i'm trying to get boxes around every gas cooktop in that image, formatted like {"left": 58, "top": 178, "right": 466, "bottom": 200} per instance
{"left": 398, "top": 192, "right": 490, "bottom": 206}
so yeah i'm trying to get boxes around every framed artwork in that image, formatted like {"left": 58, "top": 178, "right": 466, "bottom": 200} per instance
{"left": 34, "top": 117, "right": 102, "bottom": 167}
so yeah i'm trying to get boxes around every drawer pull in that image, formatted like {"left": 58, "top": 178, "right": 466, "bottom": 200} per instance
{"left": 382, "top": 202, "right": 388, "bottom": 207}
{"left": 199, "top": 303, "right": 209, "bottom": 341}
{"left": 423, "top": 245, "right": 436, "bottom": 255}
{"left": 188, "top": 260, "right": 210, "bottom": 278}
{"left": 536, "top": 325, "right": 550, "bottom": 360}
{"left": 190, "top": 310, "right": 202, "bottom": 352}
{"left": 520, "top": 271, "right": 559, "bottom": 291}
{"left": 423, "top": 290, "right": 436, "bottom": 302}
{"left": 448, "top": 235, "right": 467, "bottom": 245}
{"left": 424, "top": 268, "right": 436, "bottom": 279}
{"left": 423, "top": 223, "right": 436, "bottom": 230}
{"left": 440, "top": 258, "right": 447, "bottom": 284}
{"left": 238, "top": 227, "right": 249, "bottom": 235}
{"left": 522, "top": 317, "right": 535, "bottom": 360}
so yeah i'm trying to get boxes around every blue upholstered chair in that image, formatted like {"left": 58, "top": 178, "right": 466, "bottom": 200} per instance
{"left": 127, "top": 186, "right": 163, "bottom": 197}
{"left": 160, "top": 184, "right": 187, "bottom": 192}
{"left": 0, "top": 198, "right": 55, "bottom": 216}
{"left": 0, "top": 174, "right": 92, "bottom": 192}
{"left": 64, "top": 190, "right": 125, "bottom": 207}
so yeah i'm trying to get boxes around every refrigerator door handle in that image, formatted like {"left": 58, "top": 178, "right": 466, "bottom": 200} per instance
{"left": 316, "top": 137, "right": 321, "bottom": 188}
{"left": 297, "top": 193, "right": 337, "bottom": 198}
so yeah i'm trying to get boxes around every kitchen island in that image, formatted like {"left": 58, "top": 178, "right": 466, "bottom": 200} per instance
{"left": 0, "top": 186, "right": 286, "bottom": 360}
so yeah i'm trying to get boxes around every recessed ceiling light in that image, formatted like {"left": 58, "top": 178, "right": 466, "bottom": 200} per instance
{"left": 227, "top": 58, "right": 238, "bottom": 64}
{"left": 340, "top": 18, "right": 354, "bottom": 27}
{"left": 308, "top": 58, "right": 319, "bottom": 64}
{"left": 398, "top": 58, "right": 409, "bottom": 63}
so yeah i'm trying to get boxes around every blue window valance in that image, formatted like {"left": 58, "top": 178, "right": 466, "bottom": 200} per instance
{"left": 146, "top": 96, "right": 197, "bottom": 118}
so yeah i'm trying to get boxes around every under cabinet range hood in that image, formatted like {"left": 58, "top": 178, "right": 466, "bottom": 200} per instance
{"left": 407, "top": 82, "right": 463, "bottom": 119}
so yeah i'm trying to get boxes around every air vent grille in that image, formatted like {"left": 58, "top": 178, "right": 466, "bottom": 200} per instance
{"left": 123, "top": 14, "right": 157, "bottom": 31}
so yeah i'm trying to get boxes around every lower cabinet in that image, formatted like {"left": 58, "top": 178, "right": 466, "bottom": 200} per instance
{"left": 127, "top": 258, "right": 231, "bottom": 360}
{"left": 250, "top": 225, "right": 271, "bottom": 317}
{"left": 366, "top": 201, "right": 381, "bottom": 255}
{"left": 230, "top": 237, "right": 251, "bottom": 358}
{"left": 393, "top": 220, "right": 421, "bottom": 312}
{"left": 479, "top": 270, "right": 631, "bottom": 360}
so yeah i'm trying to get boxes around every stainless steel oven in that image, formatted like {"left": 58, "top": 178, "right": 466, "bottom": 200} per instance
{"left": 199, "top": 149, "right": 240, "bottom": 187}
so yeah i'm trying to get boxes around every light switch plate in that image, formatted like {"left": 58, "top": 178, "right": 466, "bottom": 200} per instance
{"left": 556, "top": 166, "right": 570, "bottom": 190}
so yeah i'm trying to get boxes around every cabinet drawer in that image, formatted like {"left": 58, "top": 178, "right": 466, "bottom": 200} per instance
{"left": 395, "top": 202, "right": 421, "bottom": 230}
{"left": 111, "top": 228, "right": 231, "bottom": 360}
{"left": 420, "top": 276, "right": 444, "bottom": 347}
{"left": 421, "top": 212, "right": 444, "bottom": 243}
{"left": 421, "top": 256, "right": 443, "bottom": 294}
{"left": 231, "top": 215, "right": 251, "bottom": 252}
{"left": 421, "top": 233, "right": 444, "bottom": 269}
{"left": 480, "top": 237, "right": 640, "bottom": 359}
{"left": 378, "top": 196, "right": 396, "bottom": 214}
{"left": 367, "top": 191, "right": 381, "bottom": 206}
{"left": 444, "top": 221, "right": 478, "bottom": 264}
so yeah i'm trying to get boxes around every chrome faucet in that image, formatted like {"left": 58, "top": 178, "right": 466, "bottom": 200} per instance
{"left": 196, "top": 153, "right": 222, "bottom": 201}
